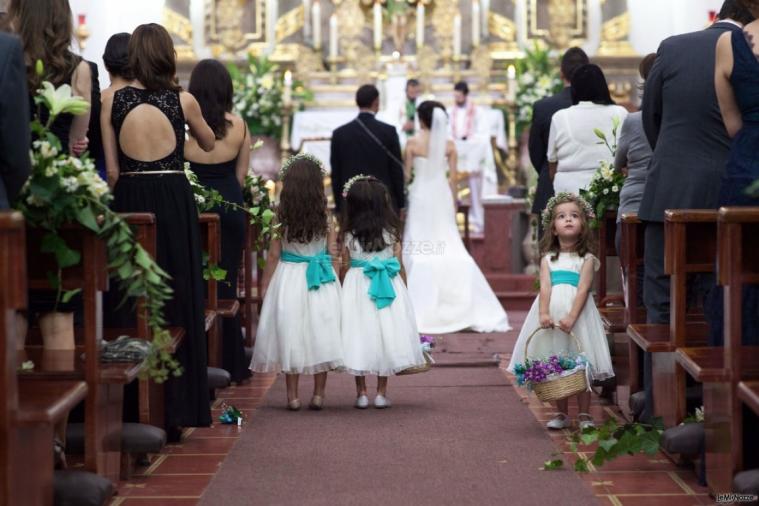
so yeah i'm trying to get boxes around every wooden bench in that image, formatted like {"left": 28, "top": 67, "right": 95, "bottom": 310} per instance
{"left": 627, "top": 210, "right": 717, "bottom": 427}
{"left": 198, "top": 214, "right": 222, "bottom": 367}
{"left": 618, "top": 213, "right": 647, "bottom": 395}
{"left": 240, "top": 221, "right": 264, "bottom": 347}
{"left": 19, "top": 224, "right": 140, "bottom": 482}
{"left": 676, "top": 207, "right": 759, "bottom": 494}
{"left": 597, "top": 210, "right": 622, "bottom": 307}
{"left": 0, "top": 212, "right": 90, "bottom": 505}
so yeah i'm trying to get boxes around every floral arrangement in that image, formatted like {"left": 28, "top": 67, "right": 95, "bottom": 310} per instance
{"left": 18, "top": 65, "right": 180, "bottom": 382}
{"left": 218, "top": 401, "right": 246, "bottom": 425}
{"left": 512, "top": 352, "right": 587, "bottom": 388}
{"left": 420, "top": 334, "right": 435, "bottom": 354}
{"left": 514, "top": 41, "right": 563, "bottom": 135}
{"left": 579, "top": 116, "right": 623, "bottom": 228}
{"left": 227, "top": 55, "right": 311, "bottom": 139}
{"left": 342, "top": 173, "right": 373, "bottom": 198}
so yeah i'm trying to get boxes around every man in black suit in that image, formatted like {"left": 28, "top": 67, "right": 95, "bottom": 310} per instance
{"left": 636, "top": 0, "right": 752, "bottom": 422}
{"left": 528, "top": 47, "right": 588, "bottom": 237}
{"left": 0, "top": 32, "right": 31, "bottom": 208}
{"left": 330, "top": 84, "right": 404, "bottom": 213}
{"left": 640, "top": 1, "right": 750, "bottom": 325}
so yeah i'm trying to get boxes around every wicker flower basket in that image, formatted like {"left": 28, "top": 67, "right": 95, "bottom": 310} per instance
{"left": 396, "top": 350, "right": 433, "bottom": 376}
{"left": 524, "top": 327, "right": 588, "bottom": 402}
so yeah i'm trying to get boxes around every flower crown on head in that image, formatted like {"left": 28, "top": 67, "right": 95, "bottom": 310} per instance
{"left": 341, "top": 174, "right": 375, "bottom": 198}
{"left": 278, "top": 152, "right": 326, "bottom": 180}
{"left": 541, "top": 192, "right": 595, "bottom": 229}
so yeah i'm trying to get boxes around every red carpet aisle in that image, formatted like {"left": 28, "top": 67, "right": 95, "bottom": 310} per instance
{"left": 198, "top": 313, "right": 597, "bottom": 506}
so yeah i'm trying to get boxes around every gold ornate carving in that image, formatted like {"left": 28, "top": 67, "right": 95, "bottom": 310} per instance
{"left": 205, "top": 0, "right": 264, "bottom": 55}
{"left": 163, "top": 7, "right": 196, "bottom": 61}
{"left": 416, "top": 45, "right": 438, "bottom": 91}
{"left": 597, "top": 13, "right": 637, "bottom": 56}
{"left": 488, "top": 12, "right": 516, "bottom": 42}
{"left": 608, "top": 81, "right": 632, "bottom": 103}
{"left": 276, "top": 5, "right": 305, "bottom": 42}
{"left": 527, "top": 0, "right": 587, "bottom": 49}
{"left": 431, "top": 0, "right": 458, "bottom": 63}
{"left": 294, "top": 44, "right": 326, "bottom": 80}
{"left": 470, "top": 46, "right": 492, "bottom": 90}
{"left": 336, "top": 0, "right": 366, "bottom": 41}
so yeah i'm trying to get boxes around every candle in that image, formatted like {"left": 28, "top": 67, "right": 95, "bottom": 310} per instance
{"left": 507, "top": 64, "right": 517, "bottom": 103}
{"left": 373, "top": 0, "right": 382, "bottom": 51}
{"left": 416, "top": 3, "right": 425, "bottom": 48}
{"left": 283, "top": 70, "right": 293, "bottom": 105}
{"left": 481, "top": 0, "right": 489, "bottom": 36}
{"left": 266, "top": 0, "right": 278, "bottom": 54}
{"left": 303, "top": 0, "right": 311, "bottom": 39}
{"left": 452, "top": 13, "right": 461, "bottom": 59}
{"left": 471, "top": 0, "right": 480, "bottom": 47}
{"left": 312, "top": 0, "right": 321, "bottom": 49}
{"left": 329, "top": 14, "right": 338, "bottom": 60}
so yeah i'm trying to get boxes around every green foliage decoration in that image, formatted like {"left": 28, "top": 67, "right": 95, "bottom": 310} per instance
{"left": 579, "top": 116, "right": 624, "bottom": 229}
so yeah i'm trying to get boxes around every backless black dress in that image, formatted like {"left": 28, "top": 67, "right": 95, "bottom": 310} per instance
{"left": 110, "top": 86, "right": 211, "bottom": 429}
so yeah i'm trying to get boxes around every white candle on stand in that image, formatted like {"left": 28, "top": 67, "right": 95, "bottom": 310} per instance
{"left": 471, "top": 0, "right": 480, "bottom": 47}
{"left": 507, "top": 64, "right": 517, "bottom": 102}
{"left": 453, "top": 13, "right": 461, "bottom": 59}
{"left": 329, "top": 14, "right": 338, "bottom": 60}
{"left": 481, "top": 0, "right": 489, "bottom": 37}
{"left": 303, "top": 0, "right": 311, "bottom": 39}
{"left": 373, "top": 1, "right": 382, "bottom": 51}
{"left": 266, "top": 0, "right": 278, "bottom": 54}
{"left": 283, "top": 70, "right": 293, "bottom": 105}
{"left": 416, "top": 3, "right": 425, "bottom": 48}
{"left": 312, "top": 0, "right": 321, "bottom": 49}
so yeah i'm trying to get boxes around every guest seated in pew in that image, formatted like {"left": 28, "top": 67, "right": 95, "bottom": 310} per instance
{"left": 186, "top": 59, "right": 252, "bottom": 384}
{"left": 101, "top": 23, "right": 216, "bottom": 437}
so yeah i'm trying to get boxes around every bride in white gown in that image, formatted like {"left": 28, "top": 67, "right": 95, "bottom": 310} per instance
{"left": 402, "top": 102, "right": 510, "bottom": 334}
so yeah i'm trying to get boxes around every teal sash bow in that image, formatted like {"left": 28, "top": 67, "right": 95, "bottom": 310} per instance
{"left": 281, "top": 250, "right": 336, "bottom": 290}
{"left": 550, "top": 270, "right": 580, "bottom": 287}
{"left": 351, "top": 257, "right": 401, "bottom": 309}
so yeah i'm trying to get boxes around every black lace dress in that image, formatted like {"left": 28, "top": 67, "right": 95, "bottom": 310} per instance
{"left": 190, "top": 154, "right": 250, "bottom": 383}
{"left": 110, "top": 86, "right": 211, "bottom": 429}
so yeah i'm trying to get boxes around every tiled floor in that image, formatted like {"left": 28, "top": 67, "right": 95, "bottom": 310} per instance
{"left": 109, "top": 373, "right": 276, "bottom": 505}
{"left": 500, "top": 362, "right": 713, "bottom": 505}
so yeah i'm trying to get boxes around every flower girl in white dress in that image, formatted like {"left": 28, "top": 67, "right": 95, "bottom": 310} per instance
{"left": 507, "top": 193, "right": 614, "bottom": 430}
{"left": 250, "top": 154, "right": 343, "bottom": 411}
{"left": 340, "top": 175, "right": 425, "bottom": 409}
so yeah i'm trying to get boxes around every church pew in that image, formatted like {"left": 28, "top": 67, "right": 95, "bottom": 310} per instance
{"left": 676, "top": 207, "right": 759, "bottom": 495}
{"left": 199, "top": 213, "right": 221, "bottom": 368}
{"left": 627, "top": 210, "right": 716, "bottom": 427}
{"left": 20, "top": 224, "right": 137, "bottom": 482}
{"left": 597, "top": 210, "right": 622, "bottom": 307}
{"left": 240, "top": 221, "right": 264, "bottom": 347}
{"left": 619, "top": 213, "right": 647, "bottom": 397}
{"left": 0, "top": 212, "right": 90, "bottom": 505}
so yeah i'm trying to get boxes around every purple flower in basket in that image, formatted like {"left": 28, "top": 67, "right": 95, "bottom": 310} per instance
{"left": 514, "top": 352, "right": 587, "bottom": 387}
{"left": 420, "top": 334, "right": 435, "bottom": 345}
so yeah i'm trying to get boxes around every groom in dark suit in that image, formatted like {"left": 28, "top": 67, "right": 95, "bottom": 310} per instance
{"left": 330, "top": 84, "right": 405, "bottom": 213}
{"left": 0, "top": 32, "right": 31, "bottom": 208}
{"left": 527, "top": 47, "right": 588, "bottom": 238}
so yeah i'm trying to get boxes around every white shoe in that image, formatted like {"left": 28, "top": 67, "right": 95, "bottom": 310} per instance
{"left": 373, "top": 394, "right": 391, "bottom": 409}
{"left": 355, "top": 395, "right": 369, "bottom": 409}
{"left": 578, "top": 413, "right": 595, "bottom": 430}
{"left": 546, "top": 413, "right": 570, "bottom": 430}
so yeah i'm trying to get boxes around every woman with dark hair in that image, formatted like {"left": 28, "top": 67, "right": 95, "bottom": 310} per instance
{"left": 401, "top": 101, "right": 510, "bottom": 334}
{"left": 186, "top": 59, "right": 252, "bottom": 383}
{"left": 3, "top": 0, "right": 91, "bottom": 155}
{"left": 101, "top": 23, "right": 216, "bottom": 435}
{"left": 547, "top": 63, "right": 628, "bottom": 195}
{"left": 102, "top": 32, "right": 132, "bottom": 98}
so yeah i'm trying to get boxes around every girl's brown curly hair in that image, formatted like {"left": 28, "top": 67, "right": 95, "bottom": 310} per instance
{"left": 539, "top": 193, "right": 596, "bottom": 262}
{"left": 277, "top": 158, "right": 328, "bottom": 243}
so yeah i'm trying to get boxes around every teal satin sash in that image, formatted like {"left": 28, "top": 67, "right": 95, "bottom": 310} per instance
{"left": 550, "top": 270, "right": 580, "bottom": 287}
{"left": 280, "top": 250, "right": 336, "bottom": 290}
{"left": 350, "top": 257, "right": 401, "bottom": 309}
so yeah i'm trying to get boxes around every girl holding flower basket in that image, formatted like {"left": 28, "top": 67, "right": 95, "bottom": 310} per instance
{"left": 507, "top": 193, "right": 614, "bottom": 430}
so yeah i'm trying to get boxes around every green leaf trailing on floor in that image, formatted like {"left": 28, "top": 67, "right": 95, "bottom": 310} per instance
{"left": 542, "top": 458, "right": 564, "bottom": 471}
{"left": 566, "top": 417, "right": 665, "bottom": 472}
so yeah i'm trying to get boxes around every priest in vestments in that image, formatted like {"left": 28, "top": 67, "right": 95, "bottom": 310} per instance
{"left": 450, "top": 81, "right": 489, "bottom": 232}
{"left": 399, "top": 79, "right": 421, "bottom": 148}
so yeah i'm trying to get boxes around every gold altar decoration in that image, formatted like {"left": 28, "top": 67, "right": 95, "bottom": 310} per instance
{"left": 470, "top": 46, "right": 492, "bottom": 91}
{"left": 335, "top": 0, "right": 371, "bottom": 69}
{"left": 487, "top": 11, "right": 519, "bottom": 56}
{"left": 431, "top": 0, "right": 458, "bottom": 64}
{"left": 164, "top": 6, "right": 197, "bottom": 61}
{"left": 205, "top": 0, "right": 263, "bottom": 54}
{"left": 416, "top": 45, "right": 439, "bottom": 92}
{"left": 598, "top": 13, "right": 636, "bottom": 56}
{"left": 275, "top": 5, "right": 305, "bottom": 43}
{"left": 526, "top": 0, "right": 587, "bottom": 50}
{"left": 294, "top": 44, "right": 326, "bottom": 79}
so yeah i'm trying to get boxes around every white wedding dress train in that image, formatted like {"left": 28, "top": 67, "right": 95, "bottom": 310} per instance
{"left": 402, "top": 108, "right": 510, "bottom": 334}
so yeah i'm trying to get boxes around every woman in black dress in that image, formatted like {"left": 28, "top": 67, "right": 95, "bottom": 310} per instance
{"left": 185, "top": 59, "right": 252, "bottom": 383}
{"left": 101, "top": 23, "right": 216, "bottom": 433}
